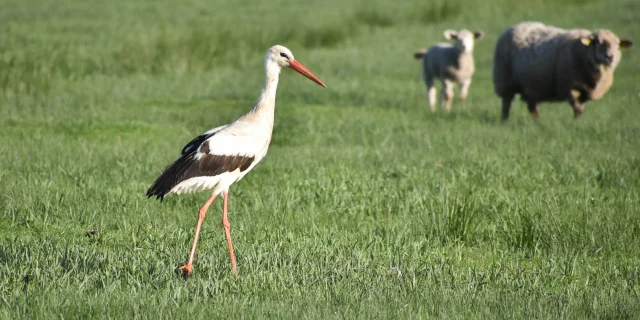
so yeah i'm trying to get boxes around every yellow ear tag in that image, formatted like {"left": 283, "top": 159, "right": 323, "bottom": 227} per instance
{"left": 581, "top": 37, "right": 592, "bottom": 46}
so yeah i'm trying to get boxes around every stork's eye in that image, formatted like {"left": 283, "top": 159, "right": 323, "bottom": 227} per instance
{"left": 279, "top": 52, "right": 289, "bottom": 59}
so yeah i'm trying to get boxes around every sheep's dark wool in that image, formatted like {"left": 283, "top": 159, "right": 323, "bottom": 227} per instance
{"left": 493, "top": 22, "right": 632, "bottom": 120}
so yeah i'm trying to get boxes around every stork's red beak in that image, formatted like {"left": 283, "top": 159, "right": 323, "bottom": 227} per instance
{"left": 288, "top": 60, "right": 327, "bottom": 88}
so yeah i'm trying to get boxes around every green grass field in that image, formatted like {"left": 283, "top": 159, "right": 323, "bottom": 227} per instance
{"left": 1, "top": 0, "right": 639, "bottom": 318}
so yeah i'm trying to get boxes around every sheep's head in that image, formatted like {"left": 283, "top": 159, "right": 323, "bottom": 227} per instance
{"left": 581, "top": 30, "right": 633, "bottom": 68}
{"left": 444, "top": 29, "right": 484, "bottom": 53}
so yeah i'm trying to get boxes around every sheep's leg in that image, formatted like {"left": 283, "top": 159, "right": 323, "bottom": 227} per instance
{"left": 569, "top": 90, "right": 585, "bottom": 119}
{"left": 527, "top": 100, "right": 540, "bottom": 119}
{"left": 441, "top": 79, "right": 454, "bottom": 112}
{"left": 501, "top": 94, "right": 514, "bottom": 121}
{"left": 571, "top": 102, "right": 585, "bottom": 118}
{"left": 426, "top": 76, "right": 436, "bottom": 111}
{"left": 459, "top": 79, "right": 471, "bottom": 102}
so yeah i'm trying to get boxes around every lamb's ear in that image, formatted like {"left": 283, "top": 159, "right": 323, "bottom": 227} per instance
{"left": 444, "top": 30, "right": 458, "bottom": 40}
{"left": 620, "top": 39, "right": 633, "bottom": 48}
{"left": 581, "top": 35, "right": 594, "bottom": 46}
{"left": 473, "top": 31, "right": 484, "bottom": 40}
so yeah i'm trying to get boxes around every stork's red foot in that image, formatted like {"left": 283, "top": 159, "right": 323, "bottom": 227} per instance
{"left": 177, "top": 264, "right": 192, "bottom": 277}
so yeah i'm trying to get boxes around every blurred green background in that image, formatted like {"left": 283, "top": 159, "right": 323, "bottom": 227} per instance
{"left": 1, "top": 0, "right": 639, "bottom": 318}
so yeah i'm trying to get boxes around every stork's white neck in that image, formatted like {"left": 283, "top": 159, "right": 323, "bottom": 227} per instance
{"left": 246, "top": 59, "right": 281, "bottom": 129}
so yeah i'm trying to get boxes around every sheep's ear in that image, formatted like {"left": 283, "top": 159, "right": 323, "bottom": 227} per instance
{"left": 473, "top": 31, "right": 484, "bottom": 40}
{"left": 581, "top": 36, "right": 594, "bottom": 46}
{"left": 620, "top": 39, "right": 633, "bottom": 48}
{"left": 444, "top": 30, "right": 457, "bottom": 40}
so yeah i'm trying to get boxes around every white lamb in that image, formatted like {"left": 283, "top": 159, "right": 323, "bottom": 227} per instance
{"left": 414, "top": 29, "right": 484, "bottom": 111}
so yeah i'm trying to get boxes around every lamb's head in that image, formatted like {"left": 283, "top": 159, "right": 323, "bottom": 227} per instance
{"left": 444, "top": 29, "right": 484, "bottom": 53}
{"left": 581, "top": 30, "right": 632, "bottom": 68}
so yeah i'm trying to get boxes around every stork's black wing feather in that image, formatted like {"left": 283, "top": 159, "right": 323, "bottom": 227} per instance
{"left": 146, "top": 154, "right": 199, "bottom": 201}
{"left": 181, "top": 131, "right": 217, "bottom": 156}
{"left": 146, "top": 131, "right": 217, "bottom": 201}
{"left": 146, "top": 132, "right": 255, "bottom": 201}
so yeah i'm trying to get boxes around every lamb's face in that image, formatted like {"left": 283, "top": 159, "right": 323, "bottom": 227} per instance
{"left": 582, "top": 30, "right": 633, "bottom": 67}
{"left": 444, "top": 29, "right": 484, "bottom": 53}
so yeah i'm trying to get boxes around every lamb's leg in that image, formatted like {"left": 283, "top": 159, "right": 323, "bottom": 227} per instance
{"left": 459, "top": 79, "right": 471, "bottom": 102}
{"left": 501, "top": 94, "right": 514, "bottom": 121}
{"left": 441, "top": 79, "right": 454, "bottom": 112}
{"left": 426, "top": 76, "right": 436, "bottom": 112}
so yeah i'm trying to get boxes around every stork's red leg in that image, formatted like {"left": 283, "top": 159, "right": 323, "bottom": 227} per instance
{"left": 222, "top": 192, "right": 237, "bottom": 275}
{"left": 178, "top": 192, "right": 217, "bottom": 276}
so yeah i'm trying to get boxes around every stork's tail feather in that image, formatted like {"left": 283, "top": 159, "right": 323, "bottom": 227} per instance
{"left": 146, "top": 155, "right": 198, "bottom": 201}
{"left": 413, "top": 49, "right": 427, "bottom": 59}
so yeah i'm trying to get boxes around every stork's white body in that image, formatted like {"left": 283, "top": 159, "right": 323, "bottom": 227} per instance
{"left": 168, "top": 108, "right": 274, "bottom": 196}
{"left": 148, "top": 50, "right": 283, "bottom": 200}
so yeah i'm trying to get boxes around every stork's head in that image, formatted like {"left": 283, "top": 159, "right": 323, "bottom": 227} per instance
{"left": 444, "top": 29, "right": 484, "bottom": 53}
{"left": 266, "top": 45, "right": 327, "bottom": 88}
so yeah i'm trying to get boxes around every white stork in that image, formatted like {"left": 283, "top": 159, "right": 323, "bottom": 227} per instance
{"left": 147, "top": 45, "right": 326, "bottom": 276}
